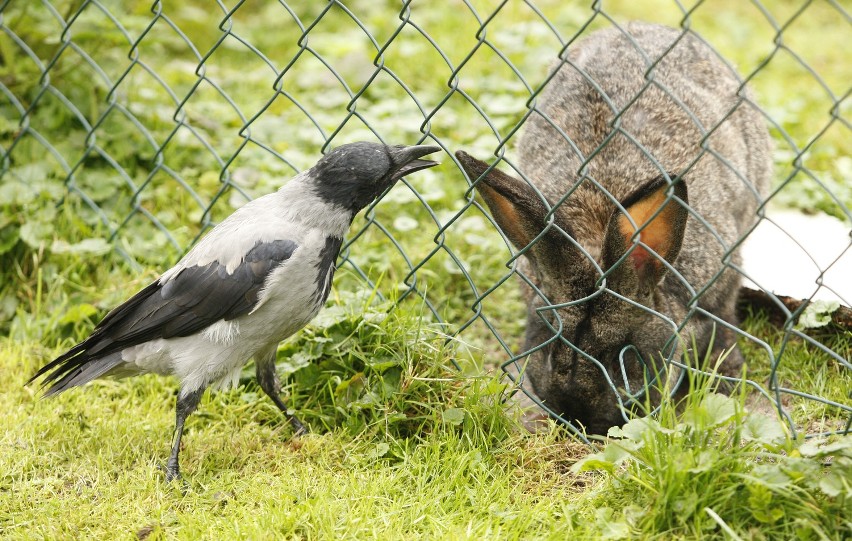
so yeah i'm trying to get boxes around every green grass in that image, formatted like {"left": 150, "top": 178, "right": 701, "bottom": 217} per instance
{"left": 3, "top": 318, "right": 850, "bottom": 539}
{"left": 1, "top": 1, "right": 850, "bottom": 538}
{"left": 739, "top": 312, "right": 852, "bottom": 436}
{"left": 573, "top": 382, "right": 852, "bottom": 539}
{"left": 3, "top": 300, "right": 597, "bottom": 539}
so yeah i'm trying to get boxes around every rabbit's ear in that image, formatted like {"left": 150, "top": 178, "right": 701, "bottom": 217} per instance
{"left": 456, "top": 151, "right": 570, "bottom": 257}
{"left": 602, "top": 177, "right": 688, "bottom": 292}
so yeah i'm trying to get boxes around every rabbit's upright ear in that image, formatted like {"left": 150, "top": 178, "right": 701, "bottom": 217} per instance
{"left": 602, "top": 177, "right": 689, "bottom": 293}
{"left": 455, "top": 151, "right": 572, "bottom": 267}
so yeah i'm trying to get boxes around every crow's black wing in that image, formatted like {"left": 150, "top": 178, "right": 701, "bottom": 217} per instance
{"left": 30, "top": 239, "right": 298, "bottom": 393}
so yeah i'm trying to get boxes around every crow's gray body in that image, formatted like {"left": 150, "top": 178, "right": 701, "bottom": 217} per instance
{"left": 29, "top": 142, "right": 440, "bottom": 481}
{"left": 110, "top": 180, "right": 348, "bottom": 396}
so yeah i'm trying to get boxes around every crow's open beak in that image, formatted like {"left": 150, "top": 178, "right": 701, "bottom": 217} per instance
{"left": 390, "top": 145, "right": 441, "bottom": 181}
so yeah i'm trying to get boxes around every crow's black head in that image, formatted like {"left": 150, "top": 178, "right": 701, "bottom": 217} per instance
{"left": 310, "top": 142, "right": 440, "bottom": 212}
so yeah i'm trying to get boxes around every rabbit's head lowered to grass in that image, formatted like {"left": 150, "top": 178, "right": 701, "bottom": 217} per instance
{"left": 458, "top": 22, "right": 771, "bottom": 434}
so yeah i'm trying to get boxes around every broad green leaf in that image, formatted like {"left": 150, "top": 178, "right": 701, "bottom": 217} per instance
{"left": 594, "top": 508, "right": 631, "bottom": 540}
{"left": 336, "top": 372, "right": 365, "bottom": 398}
{"left": 239, "top": 392, "right": 259, "bottom": 403}
{"left": 277, "top": 350, "right": 318, "bottom": 374}
{"left": 292, "top": 363, "right": 321, "bottom": 387}
{"left": 442, "top": 407, "right": 465, "bottom": 425}
{"left": 818, "top": 472, "right": 849, "bottom": 498}
{"left": 363, "top": 354, "right": 399, "bottom": 372}
{"left": 77, "top": 170, "right": 126, "bottom": 202}
{"left": 392, "top": 215, "right": 418, "bottom": 232}
{"left": 311, "top": 305, "right": 350, "bottom": 329}
{"left": 742, "top": 412, "right": 788, "bottom": 446}
{"left": 571, "top": 442, "right": 636, "bottom": 473}
{"left": 611, "top": 416, "right": 669, "bottom": 441}
{"left": 702, "top": 393, "right": 738, "bottom": 426}
{"left": 20, "top": 220, "right": 54, "bottom": 248}
{"left": 371, "top": 442, "right": 390, "bottom": 460}
{"left": 0, "top": 294, "right": 18, "bottom": 322}
{"left": 752, "top": 506, "right": 785, "bottom": 524}
{"left": 0, "top": 225, "right": 20, "bottom": 254}
{"left": 798, "top": 435, "right": 852, "bottom": 458}
{"left": 380, "top": 368, "right": 401, "bottom": 397}
{"left": 672, "top": 491, "right": 699, "bottom": 516}
{"left": 688, "top": 450, "right": 720, "bottom": 474}
{"left": 683, "top": 393, "right": 736, "bottom": 429}
{"left": 753, "top": 463, "right": 794, "bottom": 486}
{"left": 796, "top": 300, "right": 840, "bottom": 330}
{"left": 51, "top": 238, "right": 112, "bottom": 255}
{"left": 571, "top": 456, "right": 616, "bottom": 474}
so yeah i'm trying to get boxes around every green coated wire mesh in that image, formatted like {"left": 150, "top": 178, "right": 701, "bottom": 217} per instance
{"left": 1, "top": 0, "right": 849, "bottom": 440}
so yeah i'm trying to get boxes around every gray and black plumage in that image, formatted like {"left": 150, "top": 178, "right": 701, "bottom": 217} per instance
{"left": 28, "top": 142, "right": 440, "bottom": 481}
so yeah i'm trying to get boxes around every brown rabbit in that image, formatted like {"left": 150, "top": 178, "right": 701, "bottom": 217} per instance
{"left": 456, "top": 22, "right": 771, "bottom": 434}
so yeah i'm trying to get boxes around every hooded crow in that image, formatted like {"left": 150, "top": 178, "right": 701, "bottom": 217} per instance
{"left": 29, "top": 141, "right": 440, "bottom": 481}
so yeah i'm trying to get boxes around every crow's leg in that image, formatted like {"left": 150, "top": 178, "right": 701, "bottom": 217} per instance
{"left": 256, "top": 349, "right": 306, "bottom": 435}
{"left": 165, "top": 386, "right": 204, "bottom": 482}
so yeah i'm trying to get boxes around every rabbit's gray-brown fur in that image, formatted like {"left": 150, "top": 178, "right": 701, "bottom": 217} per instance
{"left": 456, "top": 22, "right": 771, "bottom": 434}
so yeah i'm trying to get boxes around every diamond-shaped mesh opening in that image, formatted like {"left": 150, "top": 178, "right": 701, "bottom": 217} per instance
{"left": 1, "top": 1, "right": 848, "bottom": 440}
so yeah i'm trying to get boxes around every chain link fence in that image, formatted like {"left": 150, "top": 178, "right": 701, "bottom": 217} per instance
{"left": 2, "top": 1, "right": 849, "bottom": 439}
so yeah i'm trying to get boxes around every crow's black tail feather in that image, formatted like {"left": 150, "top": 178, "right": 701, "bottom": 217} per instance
{"left": 27, "top": 339, "right": 125, "bottom": 396}
{"left": 27, "top": 280, "right": 165, "bottom": 395}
